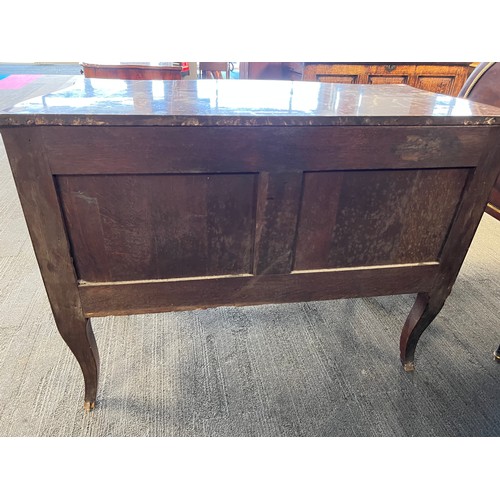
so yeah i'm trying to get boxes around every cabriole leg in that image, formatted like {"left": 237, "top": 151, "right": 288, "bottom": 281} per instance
{"left": 400, "top": 292, "right": 447, "bottom": 371}
{"left": 56, "top": 316, "right": 100, "bottom": 411}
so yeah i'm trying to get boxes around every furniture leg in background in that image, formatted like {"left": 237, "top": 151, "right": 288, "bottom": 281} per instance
{"left": 198, "top": 62, "right": 230, "bottom": 79}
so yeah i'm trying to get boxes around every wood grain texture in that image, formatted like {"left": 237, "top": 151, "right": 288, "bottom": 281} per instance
{"left": 368, "top": 75, "right": 408, "bottom": 85}
{"left": 294, "top": 168, "right": 471, "bottom": 270}
{"left": 79, "top": 263, "right": 440, "bottom": 317}
{"left": 303, "top": 63, "right": 473, "bottom": 96}
{"left": 433, "top": 129, "right": 500, "bottom": 288}
{"left": 41, "top": 126, "right": 489, "bottom": 175}
{"left": 253, "top": 172, "right": 303, "bottom": 275}
{"left": 399, "top": 129, "right": 500, "bottom": 369}
{"left": 57, "top": 173, "right": 257, "bottom": 281}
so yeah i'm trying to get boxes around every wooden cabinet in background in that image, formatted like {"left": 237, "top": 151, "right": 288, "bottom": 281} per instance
{"left": 81, "top": 63, "right": 183, "bottom": 80}
{"left": 303, "top": 63, "right": 474, "bottom": 96}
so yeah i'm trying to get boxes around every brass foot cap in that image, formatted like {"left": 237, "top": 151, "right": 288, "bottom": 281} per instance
{"left": 403, "top": 361, "right": 415, "bottom": 372}
{"left": 84, "top": 401, "right": 96, "bottom": 411}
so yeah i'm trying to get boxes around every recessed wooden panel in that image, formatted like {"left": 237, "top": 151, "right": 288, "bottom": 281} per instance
{"left": 303, "top": 63, "right": 471, "bottom": 96}
{"left": 294, "top": 168, "right": 471, "bottom": 270}
{"left": 368, "top": 75, "right": 408, "bottom": 85}
{"left": 57, "top": 173, "right": 257, "bottom": 281}
{"left": 317, "top": 75, "right": 359, "bottom": 84}
{"left": 416, "top": 76, "right": 454, "bottom": 95}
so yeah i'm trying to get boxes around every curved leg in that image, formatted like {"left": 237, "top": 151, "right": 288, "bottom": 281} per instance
{"left": 4, "top": 128, "right": 100, "bottom": 410}
{"left": 56, "top": 316, "right": 100, "bottom": 410}
{"left": 400, "top": 292, "right": 447, "bottom": 371}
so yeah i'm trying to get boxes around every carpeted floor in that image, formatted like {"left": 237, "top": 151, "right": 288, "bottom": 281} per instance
{"left": 0, "top": 78, "right": 499, "bottom": 437}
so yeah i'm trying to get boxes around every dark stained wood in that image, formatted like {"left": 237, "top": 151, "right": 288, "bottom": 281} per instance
{"left": 1, "top": 128, "right": 99, "bottom": 410}
{"left": 81, "top": 62, "right": 182, "bottom": 80}
{"left": 253, "top": 172, "right": 303, "bottom": 275}
{"left": 294, "top": 172, "right": 343, "bottom": 269}
{"left": 458, "top": 62, "right": 500, "bottom": 221}
{"left": 79, "top": 264, "right": 440, "bottom": 317}
{"left": 2, "top": 79, "right": 500, "bottom": 409}
{"left": 400, "top": 129, "right": 500, "bottom": 368}
{"left": 459, "top": 62, "right": 500, "bottom": 104}
{"left": 41, "top": 126, "right": 490, "bottom": 175}
{"left": 295, "top": 168, "right": 471, "bottom": 269}
{"left": 57, "top": 174, "right": 256, "bottom": 281}
{"left": 432, "top": 129, "right": 500, "bottom": 285}
{"left": 400, "top": 292, "right": 447, "bottom": 370}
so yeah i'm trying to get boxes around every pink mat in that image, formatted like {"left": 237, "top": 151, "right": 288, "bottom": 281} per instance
{"left": 0, "top": 74, "right": 41, "bottom": 89}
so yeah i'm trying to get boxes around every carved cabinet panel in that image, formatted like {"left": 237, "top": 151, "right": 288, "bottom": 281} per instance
{"left": 303, "top": 63, "right": 473, "bottom": 96}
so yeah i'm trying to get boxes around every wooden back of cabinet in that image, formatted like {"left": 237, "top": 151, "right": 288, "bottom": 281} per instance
{"left": 18, "top": 122, "right": 492, "bottom": 318}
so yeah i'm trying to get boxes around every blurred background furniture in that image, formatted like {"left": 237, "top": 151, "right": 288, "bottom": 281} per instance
{"left": 81, "top": 62, "right": 183, "bottom": 80}
{"left": 302, "top": 62, "right": 474, "bottom": 96}
{"left": 458, "top": 62, "right": 500, "bottom": 222}
{"left": 198, "top": 62, "right": 231, "bottom": 79}
{"left": 239, "top": 62, "right": 303, "bottom": 80}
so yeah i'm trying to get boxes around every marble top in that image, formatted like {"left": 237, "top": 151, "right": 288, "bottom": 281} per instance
{"left": 1, "top": 76, "right": 500, "bottom": 127}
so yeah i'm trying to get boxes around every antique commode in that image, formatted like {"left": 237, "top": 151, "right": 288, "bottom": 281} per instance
{"left": 1, "top": 77, "right": 500, "bottom": 410}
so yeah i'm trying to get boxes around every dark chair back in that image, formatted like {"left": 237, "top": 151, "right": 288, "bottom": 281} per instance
{"left": 459, "top": 62, "right": 500, "bottom": 222}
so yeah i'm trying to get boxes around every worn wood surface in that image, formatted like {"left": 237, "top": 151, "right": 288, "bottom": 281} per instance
{"left": 79, "top": 264, "right": 440, "bottom": 317}
{"left": 295, "top": 169, "right": 471, "bottom": 269}
{"left": 253, "top": 172, "right": 303, "bottom": 275}
{"left": 400, "top": 129, "right": 500, "bottom": 366}
{"left": 57, "top": 173, "right": 256, "bottom": 281}
{"left": 41, "top": 126, "right": 490, "bottom": 174}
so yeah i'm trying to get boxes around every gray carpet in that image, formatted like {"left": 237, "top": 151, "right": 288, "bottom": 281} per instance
{"left": 0, "top": 80, "right": 499, "bottom": 437}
